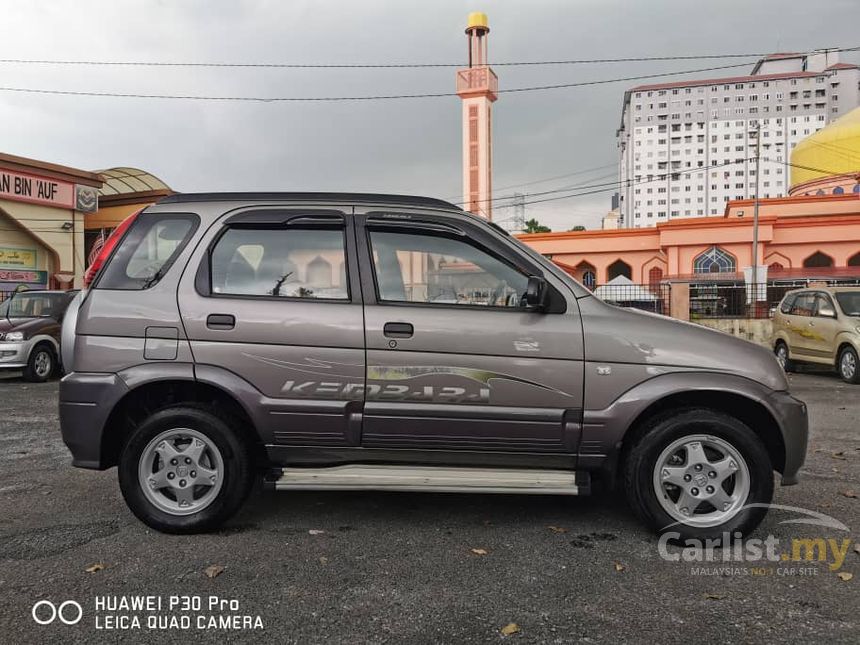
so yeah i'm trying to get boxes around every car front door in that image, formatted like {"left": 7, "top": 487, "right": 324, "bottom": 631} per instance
{"left": 807, "top": 292, "right": 840, "bottom": 361}
{"left": 178, "top": 208, "right": 365, "bottom": 447}
{"left": 355, "top": 211, "right": 584, "bottom": 457}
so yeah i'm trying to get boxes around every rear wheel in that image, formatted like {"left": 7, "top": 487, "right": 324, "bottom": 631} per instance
{"left": 838, "top": 346, "right": 860, "bottom": 384}
{"left": 22, "top": 344, "right": 55, "bottom": 383}
{"left": 774, "top": 341, "right": 794, "bottom": 372}
{"left": 118, "top": 407, "right": 253, "bottom": 533}
{"left": 623, "top": 408, "right": 773, "bottom": 542}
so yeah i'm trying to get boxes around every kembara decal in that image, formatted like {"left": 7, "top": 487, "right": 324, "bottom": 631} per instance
{"left": 243, "top": 354, "right": 575, "bottom": 403}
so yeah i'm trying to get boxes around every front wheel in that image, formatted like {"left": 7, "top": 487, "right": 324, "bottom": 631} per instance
{"left": 118, "top": 407, "right": 254, "bottom": 534}
{"left": 623, "top": 408, "right": 774, "bottom": 542}
{"left": 774, "top": 341, "right": 794, "bottom": 373}
{"left": 22, "top": 344, "right": 55, "bottom": 383}
{"left": 838, "top": 346, "right": 860, "bottom": 384}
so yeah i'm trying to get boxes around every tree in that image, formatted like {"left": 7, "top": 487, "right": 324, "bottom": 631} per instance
{"left": 523, "top": 218, "right": 551, "bottom": 233}
{"left": 569, "top": 225, "right": 586, "bottom": 232}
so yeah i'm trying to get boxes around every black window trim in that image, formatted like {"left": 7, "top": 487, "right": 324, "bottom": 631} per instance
{"left": 196, "top": 210, "right": 354, "bottom": 304}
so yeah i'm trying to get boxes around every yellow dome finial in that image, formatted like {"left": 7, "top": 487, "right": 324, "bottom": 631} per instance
{"left": 466, "top": 12, "right": 489, "bottom": 32}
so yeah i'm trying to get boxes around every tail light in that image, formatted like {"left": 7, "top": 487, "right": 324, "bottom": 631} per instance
{"left": 83, "top": 209, "right": 142, "bottom": 288}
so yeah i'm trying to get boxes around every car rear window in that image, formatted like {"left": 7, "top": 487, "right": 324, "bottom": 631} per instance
{"left": 96, "top": 214, "right": 199, "bottom": 290}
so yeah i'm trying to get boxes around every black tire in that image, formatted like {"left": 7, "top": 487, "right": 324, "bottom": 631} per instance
{"left": 837, "top": 345, "right": 860, "bottom": 384}
{"left": 623, "top": 408, "right": 774, "bottom": 542}
{"left": 22, "top": 343, "right": 55, "bottom": 383}
{"left": 774, "top": 341, "right": 794, "bottom": 373}
{"left": 118, "top": 406, "right": 254, "bottom": 534}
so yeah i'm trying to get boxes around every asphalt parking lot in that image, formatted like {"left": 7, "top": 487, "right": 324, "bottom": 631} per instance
{"left": 0, "top": 370, "right": 857, "bottom": 644}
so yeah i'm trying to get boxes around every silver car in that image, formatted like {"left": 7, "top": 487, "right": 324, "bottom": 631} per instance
{"left": 59, "top": 193, "right": 808, "bottom": 539}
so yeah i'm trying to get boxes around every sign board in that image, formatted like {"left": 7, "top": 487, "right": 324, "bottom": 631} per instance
{"left": 0, "top": 168, "right": 75, "bottom": 209}
{"left": 0, "top": 269, "right": 48, "bottom": 290}
{"left": 0, "top": 247, "right": 37, "bottom": 269}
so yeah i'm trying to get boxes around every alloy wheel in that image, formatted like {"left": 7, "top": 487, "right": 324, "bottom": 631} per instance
{"left": 841, "top": 350, "right": 857, "bottom": 381}
{"left": 652, "top": 433, "right": 751, "bottom": 528}
{"left": 137, "top": 428, "right": 224, "bottom": 516}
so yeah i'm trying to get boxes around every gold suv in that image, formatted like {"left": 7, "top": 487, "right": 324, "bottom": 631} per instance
{"left": 772, "top": 287, "right": 860, "bottom": 384}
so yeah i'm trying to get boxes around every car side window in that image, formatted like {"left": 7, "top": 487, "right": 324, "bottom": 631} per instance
{"left": 789, "top": 293, "right": 816, "bottom": 317}
{"left": 779, "top": 294, "right": 796, "bottom": 314}
{"left": 814, "top": 293, "right": 835, "bottom": 317}
{"left": 210, "top": 227, "right": 348, "bottom": 300}
{"left": 98, "top": 214, "right": 199, "bottom": 290}
{"left": 368, "top": 229, "right": 529, "bottom": 308}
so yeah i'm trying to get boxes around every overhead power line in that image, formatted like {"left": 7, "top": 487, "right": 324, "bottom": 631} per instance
{"left": 0, "top": 52, "right": 778, "bottom": 69}
{"left": 1, "top": 47, "right": 856, "bottom": 69}
{"left": 0, "top": 62, "right": 780, "bottom": 102}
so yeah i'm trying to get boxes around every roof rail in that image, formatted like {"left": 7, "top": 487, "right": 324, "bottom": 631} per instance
{"left": 158, "top": 192, "right": 462, "bottom": 211}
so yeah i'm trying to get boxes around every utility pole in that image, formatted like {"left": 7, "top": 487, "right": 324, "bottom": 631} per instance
{"left": 752, "top": 120, "right": 761, "bottom": 293}
{"left": 511, "top": 193, "right": 526, "bottom": 232}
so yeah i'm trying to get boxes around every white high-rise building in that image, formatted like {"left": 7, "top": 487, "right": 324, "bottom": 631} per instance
{"left": 617, "top": 51, "right": 860, "bottom": 228}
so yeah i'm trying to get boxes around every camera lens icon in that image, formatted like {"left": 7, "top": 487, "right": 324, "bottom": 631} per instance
{"left": 32, "top": 600, "right": 83, "bottom": 625}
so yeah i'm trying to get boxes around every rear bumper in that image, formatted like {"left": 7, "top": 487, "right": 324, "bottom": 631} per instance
{"left": 767, "top": 390, "right": 809, "bottom": 485}
{"left": 59, "top": 371, "right": 128, "bottom": 469}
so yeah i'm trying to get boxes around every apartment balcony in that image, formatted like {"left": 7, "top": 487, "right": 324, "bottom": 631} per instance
{"left": 456, "top": 66, "right": 498, "bottom": 100}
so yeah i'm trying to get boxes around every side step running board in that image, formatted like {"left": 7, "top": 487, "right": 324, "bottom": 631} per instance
{"left": 269, "top": 464, "right": 590, "bottom": 495}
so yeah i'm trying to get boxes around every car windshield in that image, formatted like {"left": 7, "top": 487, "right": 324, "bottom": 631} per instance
{"left": 0, "top": 292, "right": 64, "bottom": 318}
{"left": 835, "top": 292, "right": 860, "bottom": 316}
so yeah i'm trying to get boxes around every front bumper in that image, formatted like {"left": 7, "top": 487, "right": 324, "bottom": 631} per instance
{"left": 767, "top": 389, "right": 809, "bottom": 486}
{"left": 59, "top": 371, "right": 129, "bottom": 469}
{"left": 0, "top": 340, "right": 33, "bottom": 369}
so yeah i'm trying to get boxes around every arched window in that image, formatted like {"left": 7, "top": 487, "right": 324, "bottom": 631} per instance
{"left": 693, "top": 247, "right": 736, "bottom": 273}
{"left": 306, "top": 256, "right": 332, "bottom": 287}
{"left": 833, "top": 186, "right": 844, "bottom": 195}
{"left": 853, "top": 183, "right": 860, "bottom": 193}
{"left": 575, "top": 261, "right": 597, "bottom": 290}
{"left": 848, "top": 252, "right": 860, "bottom": 267}
{"left": 803, "top": 251, "right": 833, "bottom": 268}
{"left": 815, "top": 189, "right": 825, "bottom": 195}
{"left": 607, "top": 259, "right": 632, "bottom": 281}
{"left": 768, "top": 261, "right": 784, "bottom": 271}
{"left": 648, "top": 266, "right": 664, "bottom": 287}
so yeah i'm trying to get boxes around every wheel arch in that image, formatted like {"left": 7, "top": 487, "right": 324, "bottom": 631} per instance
{"left": 619, "top": 389, "right": 786, "bottom": 476}
{"left": 101, "top": 377, "right": 265, "bottom": 470}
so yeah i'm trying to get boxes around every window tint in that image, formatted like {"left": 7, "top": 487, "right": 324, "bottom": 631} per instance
{"left": 789, "top": 293, "right": 816, "bottom": 316}
{"left": 98, "top": 214, "right": 198, "bottom": 290}
{"left": 835, "top": 292, "right": 860, "bottom": 316}
{"left": 96, "top": 214, "right": 200, "bottom": 290}
{"left": 211, "top": 227, "right": 348, "bottom": 299}
{"left": 779, "top": 294, "right": 796, "bottom": 314}
{"left": 369, "top": 230, "right": 528, "bottom": 308}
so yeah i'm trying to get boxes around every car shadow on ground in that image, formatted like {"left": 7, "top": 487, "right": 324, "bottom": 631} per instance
{"left": 228, "top": 485, "right": 641, "bottom": 536}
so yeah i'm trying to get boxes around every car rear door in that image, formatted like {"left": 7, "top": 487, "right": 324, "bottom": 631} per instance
{"left": 807, "top": 292, "right": 840, "bottom": 361}
{"left": 355, "top": 210, "right": 584, "bottom": 456}
{"left": 177, "top": 208, "right": 365, "bottom": 447}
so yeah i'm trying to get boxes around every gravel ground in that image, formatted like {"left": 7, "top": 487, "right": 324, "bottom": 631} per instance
{"left": 0, "top": 371, "right": 857, "bottom": 644}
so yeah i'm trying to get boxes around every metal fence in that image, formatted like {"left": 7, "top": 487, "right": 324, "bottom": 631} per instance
{"left": 592, "top": 282, "right": 672, "bottom": 315}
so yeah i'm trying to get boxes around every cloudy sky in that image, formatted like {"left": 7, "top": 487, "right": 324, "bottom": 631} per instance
{"left": 1, "top": 0, "right": 858, "bottom": 230}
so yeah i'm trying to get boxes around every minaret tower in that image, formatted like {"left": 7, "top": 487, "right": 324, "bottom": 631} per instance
{"left": 456, "top": 12, "right": 497, "bottom": 219}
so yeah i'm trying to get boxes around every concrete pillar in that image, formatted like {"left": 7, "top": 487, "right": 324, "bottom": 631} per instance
{"left": 670, "top": 282, "right": 690, "bottom": 321}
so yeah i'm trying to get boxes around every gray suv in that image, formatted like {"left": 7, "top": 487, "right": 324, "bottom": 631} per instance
{"left": 59, "top": 193, "right": 808, "bottom": 539}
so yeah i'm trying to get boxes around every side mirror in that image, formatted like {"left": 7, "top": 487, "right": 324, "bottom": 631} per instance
{"left": 818, "top": 305, "right": 836, "bottom": 318}
{"left": 522, "top": 276, "right": 549, "bottom": 312}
